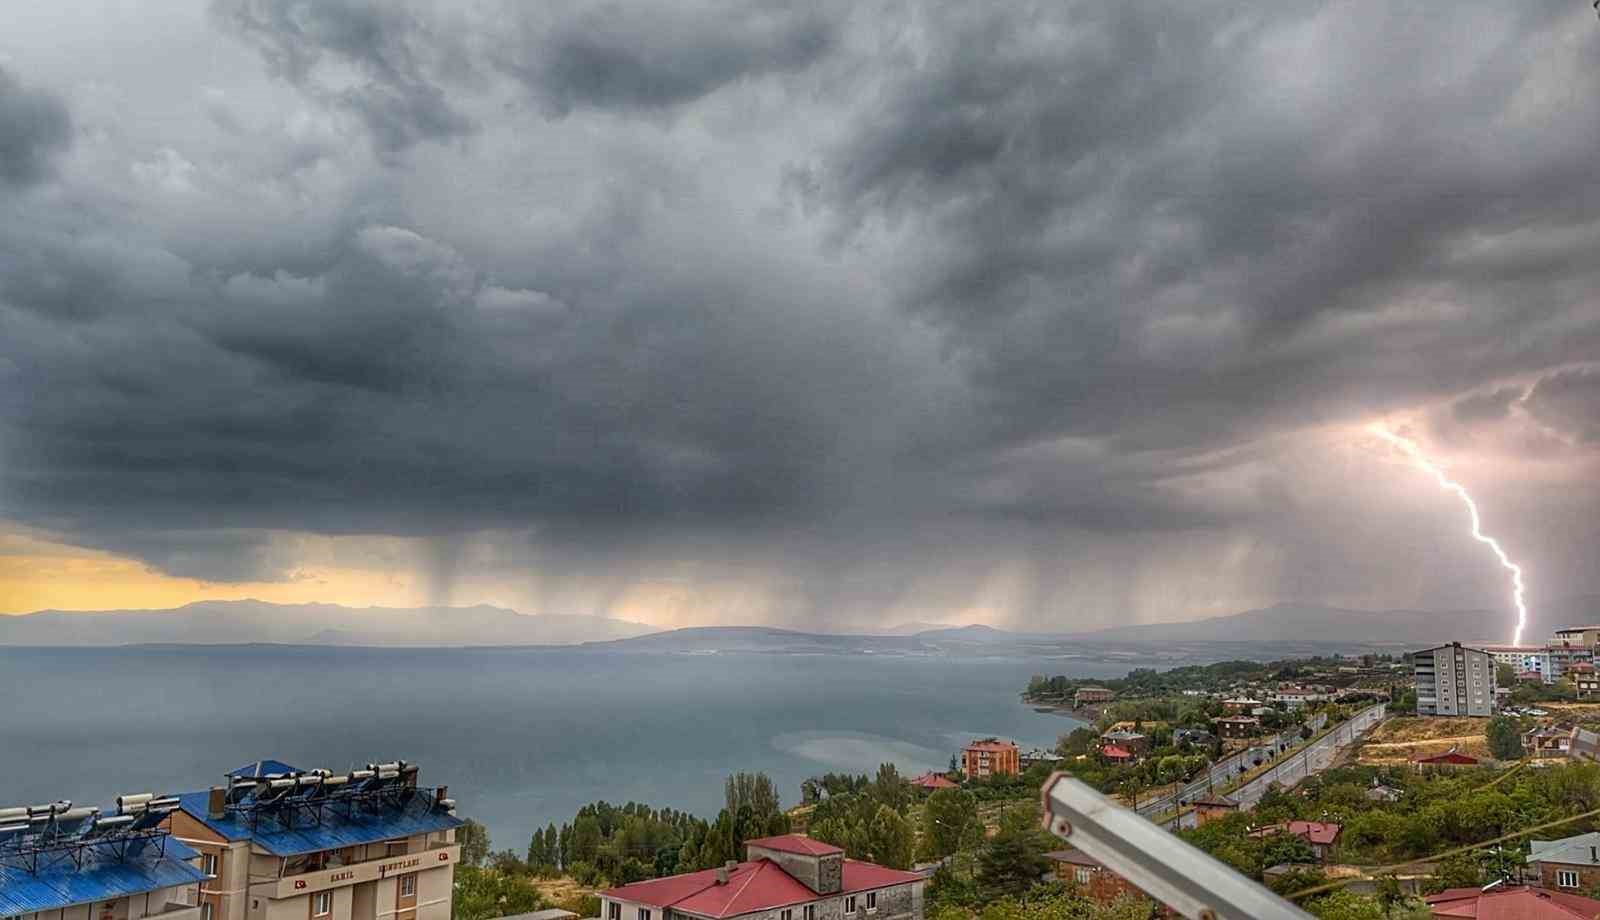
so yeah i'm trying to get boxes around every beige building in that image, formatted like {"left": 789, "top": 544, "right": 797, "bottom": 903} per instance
{"left": 1412, "top": 642, "right": 1495, "bottom": 717}
{"left": 166, "top": 761, "right": 460, "bottom": 920}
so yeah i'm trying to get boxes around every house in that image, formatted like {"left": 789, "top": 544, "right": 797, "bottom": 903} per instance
{"left": 171, "top": 759, "right": 463, "bottom": 920}
{"left": 1423, "top": 885, "right": 1600, "bottom": 918}
{"left": 1410, "top": 749, "right": 1480, "bottom": 769}
{"left": 1247, "top": 821, "right": 1342, "bottom": 861}
{"left": 1530, "top": 832, "right": 1600, "bottom": 892}
{"left": 599, "top": 835, "right": 925, "bottom": 920}
{"left": 0, "top": 794, "right": 207, "bottom": 920}
{"left": 1099, "top": 745, "right": 1136, "bottom": 765}
{"left": 1572, "top": 663, "right": 1600, "bottom": 699}
{"left": 1221, "top": 698, "right": 1262, "bottom": 716}
{"left": 1526, "top": 723, "right": 1577, "bottom": 759}
{"left": 1098, "top": 729, "right": 1151, "bottom": 756}
{"left": 1188, "top": 793, "right": 1238, "bottom": 827}
{"left": 1213, "top": 716, "right": 1261, "bottom": 741}
{"left": 1019, "top": 749, "right": 1063, "bottom": 770}
{"left": 1074, "top": 687, "right": 1115, "bottom": 707}
{"left": 1046, "top": 848, "right": 1154, "bottom": 909}
{"left": 908, "top": 772, "right": 958, "bottom": 792}
{"left": 1365, "top": 784, "right": 1402, "bottom": 803}
{"left": 1173, "top": 728, "right": 1216, "bottom": 749}
{"left": 961, "top": 739, "right": 1019, "bottom": 778}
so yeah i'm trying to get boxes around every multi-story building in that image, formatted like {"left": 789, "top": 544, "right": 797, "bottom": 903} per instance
{"left": 168, "top": 760, "right": 461, "bottom": 920}
{"left": 1212, "top": 716, "right": 1260, "bottom": 741}
{"left": 1482, "top": 646, "right": 1554, "bottom": 683}
{"left": 0, "top": 794, "right": 206, "bottom": 920}
{"left": 961, "top": 740, "right": 1018, "bottom": 778}
{"left": 1267, "top": 689, "right": 1328, "bottom": 709}
{"left": 1411, "top": 643, "right": 1495, "bottom": 716}
{"left": 1572, "top": 663, "right": 1600, "bottom": 699}
{"left": 1220, "top": 698, "right": 1261, "bottom": 716}
{"left": 1097, "top": 730, "right": 1150, "bottom": 756}
{"left": 1073, "top": 687, "right": 1114, "bottom": 707}
{"left": 599, "top": 835, "right": 923, "bottom": 920}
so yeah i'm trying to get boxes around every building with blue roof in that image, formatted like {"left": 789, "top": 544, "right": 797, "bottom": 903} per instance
{"left": 0, "top": 794, "right": 207, "bottom": 920}
{"left": 167, "top": 760, "right": 461, "bottom": 920}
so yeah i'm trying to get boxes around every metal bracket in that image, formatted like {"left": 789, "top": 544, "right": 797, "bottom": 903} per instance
{"left": 1041, "top": 773, "right": 1314, "bottom": 920}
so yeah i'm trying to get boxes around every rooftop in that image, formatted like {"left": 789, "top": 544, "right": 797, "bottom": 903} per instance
{"left": 908, "top": 773, "right": 958, "bottom": 791}
{"left": 602, "top": 857, "right": 921, "bottom": 918}
{"left": 1044, "top": 847, "right": 1102, "bottom": 868}
{"left": 1531, "top": 832, "right": 1600, "bottom": 867}
{"left": 743, "top": 834, "right": 843, "bottom": 857}
{"left": 1425, "top": 884, "right": 1600, "bottom": 919}
{"left": 175, "top": 760, "right": 463, "bottom": 857}
{"left": 963, "top": 739, "right": 1017, "bottom": 752}
{"left": 1248, "top": 821, "right": 1341, "bottom": 846}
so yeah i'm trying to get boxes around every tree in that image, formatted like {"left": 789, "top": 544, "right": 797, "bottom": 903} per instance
{"left": 1496, "top": 662, "right": 1517, "bottom": 687}
{"left": 1485, "top": 716, "right": 1524, "bottom": 760}
{"left": 870, "top": 763, "right": 910, "bottom": 813}
{"left": 451, "top": 866, "right": 544, "bottom": 920}
{"left": 867, "top": 805, "right": 915, "bottom": 870}
{"left": 921, "top": 788, "right": 978, "bottom": 860}
{"left": 570, "top": 814, "right": 602, "bottom": 864}
{"left": 457, "top": 819, "right": 491, "bottom": 868}
{"left": 976, "top": 812, "right": 1051, "bottom": 900}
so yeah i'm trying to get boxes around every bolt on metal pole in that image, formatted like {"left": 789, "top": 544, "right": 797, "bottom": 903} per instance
{"left": 1041, "top": 773, "right": 1315, "bottom": 920}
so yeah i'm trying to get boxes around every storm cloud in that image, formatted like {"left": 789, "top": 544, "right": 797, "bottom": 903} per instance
{"left": 2, "top": 0, "right": 1598, "bottom": 628}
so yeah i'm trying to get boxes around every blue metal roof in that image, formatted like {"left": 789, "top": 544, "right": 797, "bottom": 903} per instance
{"left": 0, "top": 838, "right": 204, "bottom": 918}
{"left": 228, "top": 760, "right": 301, "bottom": 779}
{"left": 175, "top": 792, "right": 463, "bottom": 857}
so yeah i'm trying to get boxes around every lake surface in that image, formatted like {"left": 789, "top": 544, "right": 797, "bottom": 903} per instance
{"left": 0, "top": 646, "right": 1137, "bottom": 851}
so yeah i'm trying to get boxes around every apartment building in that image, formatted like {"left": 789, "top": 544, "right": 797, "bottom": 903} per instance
{"left": 960, "top": 740, "right": 1018, "bottom": 778}
{"left": 600, "top": 835, "right": 924, "bottom": 920}
{"left": 1073, "top": 688, "right": 1114, "bottom": 707}
{"left": 1483, "top": 646, "right": 1555, "bottom": 683}
{"left": 1411, "top": 643, "right": 1495, "bottom": 717}
{"left": 167, "top": 760, "right": 461, "bottom": 920}
{"left": 1573, "top": 663, "right": 1600, "bottom": 698}
{"left": 0, "top": 794, "right": 206, "bottom": 920}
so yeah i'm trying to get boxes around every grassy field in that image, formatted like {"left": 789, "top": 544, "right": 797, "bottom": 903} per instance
{"left": 1354, "top": 716, "right": 1490, "bottom": 765}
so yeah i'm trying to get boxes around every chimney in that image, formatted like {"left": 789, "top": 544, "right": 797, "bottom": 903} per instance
{"left": 207, "top": 786, "right": 226, "bottom": 819}
{"left": 725, "top": 860, "right": 738, "bottom": 872}
{"left": 714, "top": 866, "right": 729, "bottom": 885}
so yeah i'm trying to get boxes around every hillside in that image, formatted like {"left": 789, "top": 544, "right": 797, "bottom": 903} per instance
{"left": 0, "top": 600, "right": 654, "bottom": 647}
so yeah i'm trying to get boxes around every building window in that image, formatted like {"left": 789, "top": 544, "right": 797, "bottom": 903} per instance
{"left": 804, "top": 906, "right": 816, "bottom": 920}
{"left": 1075, "top": 867, "right": 1092, "bottom": 885}
{"left": 845, "top": 896, "right": 857, "bottom": 913}
{"left": 386, "top": 842, "right": 408, "bottom": 857}
{"left": 606, "top": 904, "right": 620, "bottom": 920}
{"left": 865, "top": 892, "right": 876, "bottom": 912}
{"left": 202, "top": 853, "right": 218, "bottom": 877}
{"left": 638, "top": 910, "right": 651, "bottom": 920}
{"left": 313, "top": 892, "right": 333, "bottom": 917}
{"left": 781, "top": 911, "right": 792, "bottom": 920}
{"left": 1559, "top": 870, "right": 1580, "bottom": 888}
{"left": 400, "top": 875, "right": 416, "bottom": 898}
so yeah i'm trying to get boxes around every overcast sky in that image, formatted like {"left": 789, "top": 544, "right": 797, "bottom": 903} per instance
{"left": 2, "top": 0, "right": 1598, "bottom": 631}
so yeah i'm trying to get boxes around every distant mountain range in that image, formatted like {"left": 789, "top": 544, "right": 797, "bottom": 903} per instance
{"left": 0, "top": 600, "right": 653, "bottom": 647}
{"left": 3, "top": 596, "right": 1595, "bottom": 651}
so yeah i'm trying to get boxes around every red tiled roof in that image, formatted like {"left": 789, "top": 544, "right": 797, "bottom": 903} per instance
{"left": 1045, "top": 848, "right": 1103, "bottom": 868}
{"left": 743, "top": 834, "right": 843, "bottom": 857}
{"left": 1248, "top": 821, "right": 1341, "bottom": 846}
{"left": 1100, "top": 745, "right": 1134, "bottom": 760}
{"left": 909, "top": 772, "right": 958, "bottom": 790}
{"left": 1413, "top": 751, "right": 1480, "bottom": 765}
{"left": 964, "top": 740, "right": 1017, "bottom": 752}
{"left": 602, "top": 857, "right": 921, "bottom": 919}
{"left": 1425, "top": 884, "right": 1600, "bottom": 918}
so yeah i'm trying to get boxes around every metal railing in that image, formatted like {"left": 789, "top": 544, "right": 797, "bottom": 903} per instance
{"left": 1041, "top": 773, "right": 1313, "bottom": 920}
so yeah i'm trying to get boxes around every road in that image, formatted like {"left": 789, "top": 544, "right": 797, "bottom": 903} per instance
{"left": 1160, "top": 703, "right": 1387, "bottom": 829}
{"left": 1134, "top": 712, "right": 1330, "bottom": 818}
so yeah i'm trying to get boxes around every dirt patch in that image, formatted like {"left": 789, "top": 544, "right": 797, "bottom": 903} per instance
{"left": 532, "top": 876, "right": 599, "bottom": 905}
{"left": 1363, "top": 717, "right": 1486, "bottom": 744}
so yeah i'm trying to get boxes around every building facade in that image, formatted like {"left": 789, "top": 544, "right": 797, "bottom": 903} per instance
{"left": 1412, "top": 643, "right": 1495, "bottom": 717}
{"left": 1212, "top": 716, "right": 1260, "bottom": 741}
{"left": 961, "top": 741, "right": 1019, "bottom": 778}
{"left": 1073, "top": 688, "right": 1114, "bottom": 707}
{"left": 167, "top": 760, "right": 461, "bottom": 920}
{"left": 599, "top": 835, "right": 924, "bottom": 920}
{"left": 1531, "top": 832, "right": 1600, "bottom": 892}
{"left": 1483, "top": 646, "right": 1554, "bottom": 684}
{"left": 0, "top": 795, "right": 206, "bottom": 920}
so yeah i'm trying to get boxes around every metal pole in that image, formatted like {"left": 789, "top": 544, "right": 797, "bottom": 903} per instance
{"left": 1042, "top": 773, "right": 1314, "bottom": 920}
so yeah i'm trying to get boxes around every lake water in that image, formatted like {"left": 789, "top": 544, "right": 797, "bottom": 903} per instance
{"left": 0, "top": 646, "right": 1134, "bottom": 851}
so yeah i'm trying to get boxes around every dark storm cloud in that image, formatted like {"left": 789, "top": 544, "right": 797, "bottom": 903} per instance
{"left": 211, "top": 0, "right": 476, "bottom": 153}
{"left": 1525, "top": 366, "right": 1600, "bottom": 443}
{"left": 3, "top": 0, "right": 1600, "bottom": 622}
{"left": 0, "top": 67, "right": 71, "bottom": 188}
{"left": 495, "top": 2, "right": 834, "bottom": 116}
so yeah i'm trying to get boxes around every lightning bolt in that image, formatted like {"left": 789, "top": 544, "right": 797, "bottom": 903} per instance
{"left": 1368, "top": 424, "right": 1529, "bottom": 645}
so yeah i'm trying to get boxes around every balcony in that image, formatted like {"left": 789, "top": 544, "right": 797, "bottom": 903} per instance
{"left": 266, "top": 844, "right": 460, "bottom": 899}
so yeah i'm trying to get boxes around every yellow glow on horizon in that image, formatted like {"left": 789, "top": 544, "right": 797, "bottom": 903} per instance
{"left": 0, "top": 531, "right": 422, "bottom": 614}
